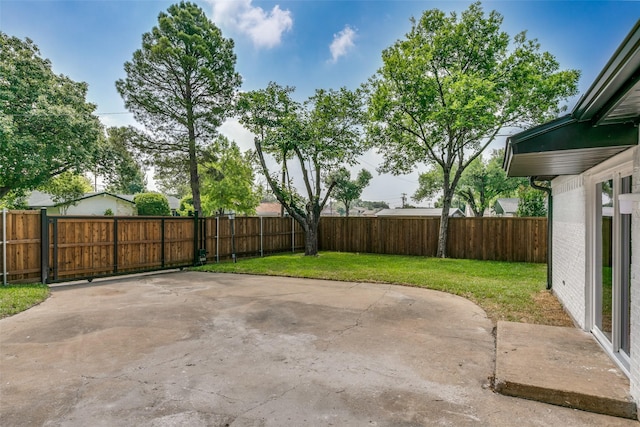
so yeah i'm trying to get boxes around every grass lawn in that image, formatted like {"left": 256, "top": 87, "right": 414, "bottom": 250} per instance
{"left": 0, "top": 284, "right": 50, "bottom": 318}
{"left": 193, "top": 252, "right": 573, "bottom": 326}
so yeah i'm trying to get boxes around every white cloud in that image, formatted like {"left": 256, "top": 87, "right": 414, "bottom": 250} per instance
{"left": 329, "top": 25, "right": 356, "bottom": 63}
{"left": 207, "top": 0, "right": 293, "bottom": 49}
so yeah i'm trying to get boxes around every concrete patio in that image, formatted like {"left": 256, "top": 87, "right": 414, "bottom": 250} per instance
{"left": 1, "top": 271, "right": 637, "bottom": 426}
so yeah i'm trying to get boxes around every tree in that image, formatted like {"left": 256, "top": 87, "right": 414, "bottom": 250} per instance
{"left": 238, "top": 82, "right": 366, "bottom": 255}
{"left": 329, "top": 168, "right": 372, "bottom": 217}
{"left": 116, "top": 1, "right": 241, "bottom": 214}
{"left": 367, "top": 2, "right": 579, "bottom": 257}
{"left": 134, "top": 193, "right": 171, "bottom": 216}
{"left": 200, "top": 137, "right": 261, "bottom": 216}
{"left": 153, "top": 154, "right": 192, "bottom": 198}
{"left": 39, "top": 172, "right": 92, "bottom": 214}
{"left": 517, "top": 185, "right": 547, "bottom": 217}
{"left": 95, "top": 127, "right": 147, "bottom": 194}
{"left": 360, "top": 200, "right": 389, "bottom": 210}
{"left": 414, "top": 149, "right": 527, "bottom": 216}
{"left": 0, "top": 33, "right": 102, "bottom": 199}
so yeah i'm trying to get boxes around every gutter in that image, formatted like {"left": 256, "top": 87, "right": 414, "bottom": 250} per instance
{"left": 530, "top": 177, "right": 552, "bottom": 290}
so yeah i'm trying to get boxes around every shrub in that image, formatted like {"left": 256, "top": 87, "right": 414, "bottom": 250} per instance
{"left": 104, "top": 208, "right": 114, "bottom": 216}
{"left": 134, "top": 193, "right": 170, "bottom": 216}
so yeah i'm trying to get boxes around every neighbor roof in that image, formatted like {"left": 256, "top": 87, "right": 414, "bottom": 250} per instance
{"left": 504, "top": 20, "right": 640, "bottom": 179}
{"left": 375, "top": 208, "right": 464, "bottom": 217}
{"left": 494, "top": 198, "right": 519, "bottom": 214}
{"left": 27, "top": 191, "right": 144, "bottom": 208}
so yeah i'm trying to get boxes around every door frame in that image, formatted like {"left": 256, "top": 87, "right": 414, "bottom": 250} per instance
{"left": 585, "top": 149, "right": 634, "bottom": 375}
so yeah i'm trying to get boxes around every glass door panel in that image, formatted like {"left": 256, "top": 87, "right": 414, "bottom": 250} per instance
{"left": 596, "top": 179, "right": 613, "bottom": 341}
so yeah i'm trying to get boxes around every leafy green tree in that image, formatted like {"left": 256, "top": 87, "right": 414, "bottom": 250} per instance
{"left": 0, "top": 33, "right": 102, "bottom": 199}
{"left": 39, "top": 172, "right": 92, "bottom": 214}
{"left": 517, "top": 185, "right": 547, "bottom": 217}
{"left": 360, "top": 200, "right": 389, "bottom": 210}
{"left": 96, "top": 127, "right": 147, "bottom": 194}
{"left": 200, "top": 137, "right": 261, "bottom": 216}
{"left": 116, "top": 2, "right": 241, "bottom": 214}
{"left": 329, "top": 168, "right": 372, "bottom": 217}
{"left": 134, "top": 193, "right": 171, "bottom": 216}
{"left": 367, "top": 2, "right": 579, "bottom": 257}
{"left": 414, "top": 149, "right": 527, "bottom": 216}
{"left": 178, "top": 195, "right": 194, "bottom": 216}
{"left": 238, "top": 82, "right": 366, "bottom": 255}
{"left": 153, "top": 153, "right": 192, "bottom": 199}
{"left": 0, "top": 190, "right": 28, "bottom": 210}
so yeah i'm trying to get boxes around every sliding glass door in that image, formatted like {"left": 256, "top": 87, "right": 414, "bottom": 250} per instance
{"left": 593, "top": 172, "right": 632, "bottom": 370}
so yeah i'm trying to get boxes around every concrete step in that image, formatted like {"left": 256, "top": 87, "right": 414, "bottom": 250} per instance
{"left": 494, "top": 321, "right": 637, "bottom": 420}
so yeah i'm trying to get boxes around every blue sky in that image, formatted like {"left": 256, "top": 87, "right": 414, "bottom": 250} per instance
{"left": 2, "top": 1, "right": 639, "bottom": 207}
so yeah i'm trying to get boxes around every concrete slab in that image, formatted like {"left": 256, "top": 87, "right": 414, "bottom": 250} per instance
{"left": 1, "top": 272, "right": 638, "bottom": 426}
{"left": 495, "top": 321, "right": 637, "bottom": 419}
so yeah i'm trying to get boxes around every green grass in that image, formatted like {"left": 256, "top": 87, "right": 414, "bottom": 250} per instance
{"left": 0, "top": 284, "right": 50, "bottom": 318}
{"left": 193, "top": 252, "right": 571, "bottom": 325}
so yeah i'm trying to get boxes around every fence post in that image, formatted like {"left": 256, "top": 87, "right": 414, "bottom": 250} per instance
{"left": 291, "top": 217, "right": 295, "bottom": 253}
{"left": 260, "top": 216, "right": 264, "bottom": 257}
{"left": 193, "top": 210, "right": 199, "bottom": 266}
{"left": 40, "top": 208, "right": 49, "bottom": 284}
{"left": 113, "top": 218, "right": 118, "bottom": 274}
{"left": 2, "top": 208, "right": 7, "bottom": 285}
{"left": 161, "top": 218, "right": 165, "bottom": 268}
{"left": 216, "top": 216, "right": 219, "bottom": 263}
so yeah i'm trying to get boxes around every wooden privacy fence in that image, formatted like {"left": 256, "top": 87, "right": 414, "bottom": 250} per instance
{"left": 1, "top": 210, "right": 547, "bottom": 284}
{"left": 318, "top": 216, "right": 548, "bottom": 263}
{"left": 0, "top": 210, "right": 304, "bottom": 284}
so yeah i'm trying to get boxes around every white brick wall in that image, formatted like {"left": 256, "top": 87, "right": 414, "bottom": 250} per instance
{"left": 629, "top": 147, "right": 640, "bottom": 402}
{"left": 551, "top": 175, "right": 587, "bottom": 329}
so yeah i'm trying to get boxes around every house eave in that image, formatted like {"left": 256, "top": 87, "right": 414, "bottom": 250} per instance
{"left": 504, "top": 20, "right": 640, "bottom": 178}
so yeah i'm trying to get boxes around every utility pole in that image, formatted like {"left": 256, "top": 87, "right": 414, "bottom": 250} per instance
{"left": 401, "top": 193, "right": 406, "bottom": 208}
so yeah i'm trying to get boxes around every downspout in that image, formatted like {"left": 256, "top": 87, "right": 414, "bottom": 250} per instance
{"left": 530, "top": 177, "right": 552, "bottom": 290}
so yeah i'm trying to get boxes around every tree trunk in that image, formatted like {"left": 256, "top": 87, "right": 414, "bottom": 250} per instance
{"left": 436, "top": 191, "right": 454, "bottom": 258}
{"left": 302, "top": 217, "right": 320, "bottom": 256}
{"left": 344, "top": 201, "right": 350, "bottom": 217}
{"left": 188, "top": 142, "right": 201, "bottom": 214}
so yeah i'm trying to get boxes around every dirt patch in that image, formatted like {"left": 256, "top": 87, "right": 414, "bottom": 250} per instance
{"left": 530, "top": 290, "right": 575, "bottom": 327}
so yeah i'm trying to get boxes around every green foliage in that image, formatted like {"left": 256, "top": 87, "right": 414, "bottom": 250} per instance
{"left": 116, "top": 1, "right": 241, "bottom": 213}
{"left": 328, "top": 168, "right": 372, "bottom": 217}
{"left": 104, "top": 208, "right": 114, "bottom": 216}
{"left": 179, "top": 195, "right": 194, "bottom": 216}
{"left": 0, "top": 190, "right": 28, "bottom": 210}
{"left": 96, "top": 127, "right": 147, "bottom": 194}
{"left": 359, "top": 200, "right": 389, "bottom": 210}
{"left": 0, "top": 33, "right": 102, "bottom": 199}
{"left": 367, "top": 2, "right": 579, "bottom": 255}
{"left": 153, "top": 153, "right": 192, "bottom": 198}
{"left": 134, "top": 192, "right": 171, "bottom": 216}
{"left": 193, "top": 252, "right": 564, "bottom": 325}
{"left": 39, "top": 172, "right": 92, "bottom": 214}
{"left": 517, "top": 185, "right": 547, "bottom": 217}
{"left": 237, "top": 82, "right": 366, "bottom": 255}
{"left": 200, "top": 137, "right": 261, "bottom": 216}
{"left": 414, "top": 149, "right": 527, "bottom": 216}
{"left": 0, "top": 284, "right": 49, "bottom": 318}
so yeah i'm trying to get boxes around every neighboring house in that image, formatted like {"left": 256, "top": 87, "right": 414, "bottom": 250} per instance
{"left": 27, "top": 191, "right": 138, "bottom": 215}
{"left": 493, "top": 198, "right": 519, "bottom": 216}
{"left": 27, "top": 191, "right": 137, "bottom": 216}
{"left": 166, "top": 196, "right": 181, "bottom": 215}
{"left": 256, "top": 202, "right": 284, "bottom": 217}
{"left": 504, "top": 21, "right": 640, "bottom": 405}
{"left": 375, "top": 208, "right": 465, "bottom": 217}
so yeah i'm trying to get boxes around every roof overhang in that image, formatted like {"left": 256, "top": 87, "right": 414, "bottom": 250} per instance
{"left": 504, "top": 20, "right": 640, "bottom": 179}
{"left": 505, "top": 116, "right": 637, "bottom": 179}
